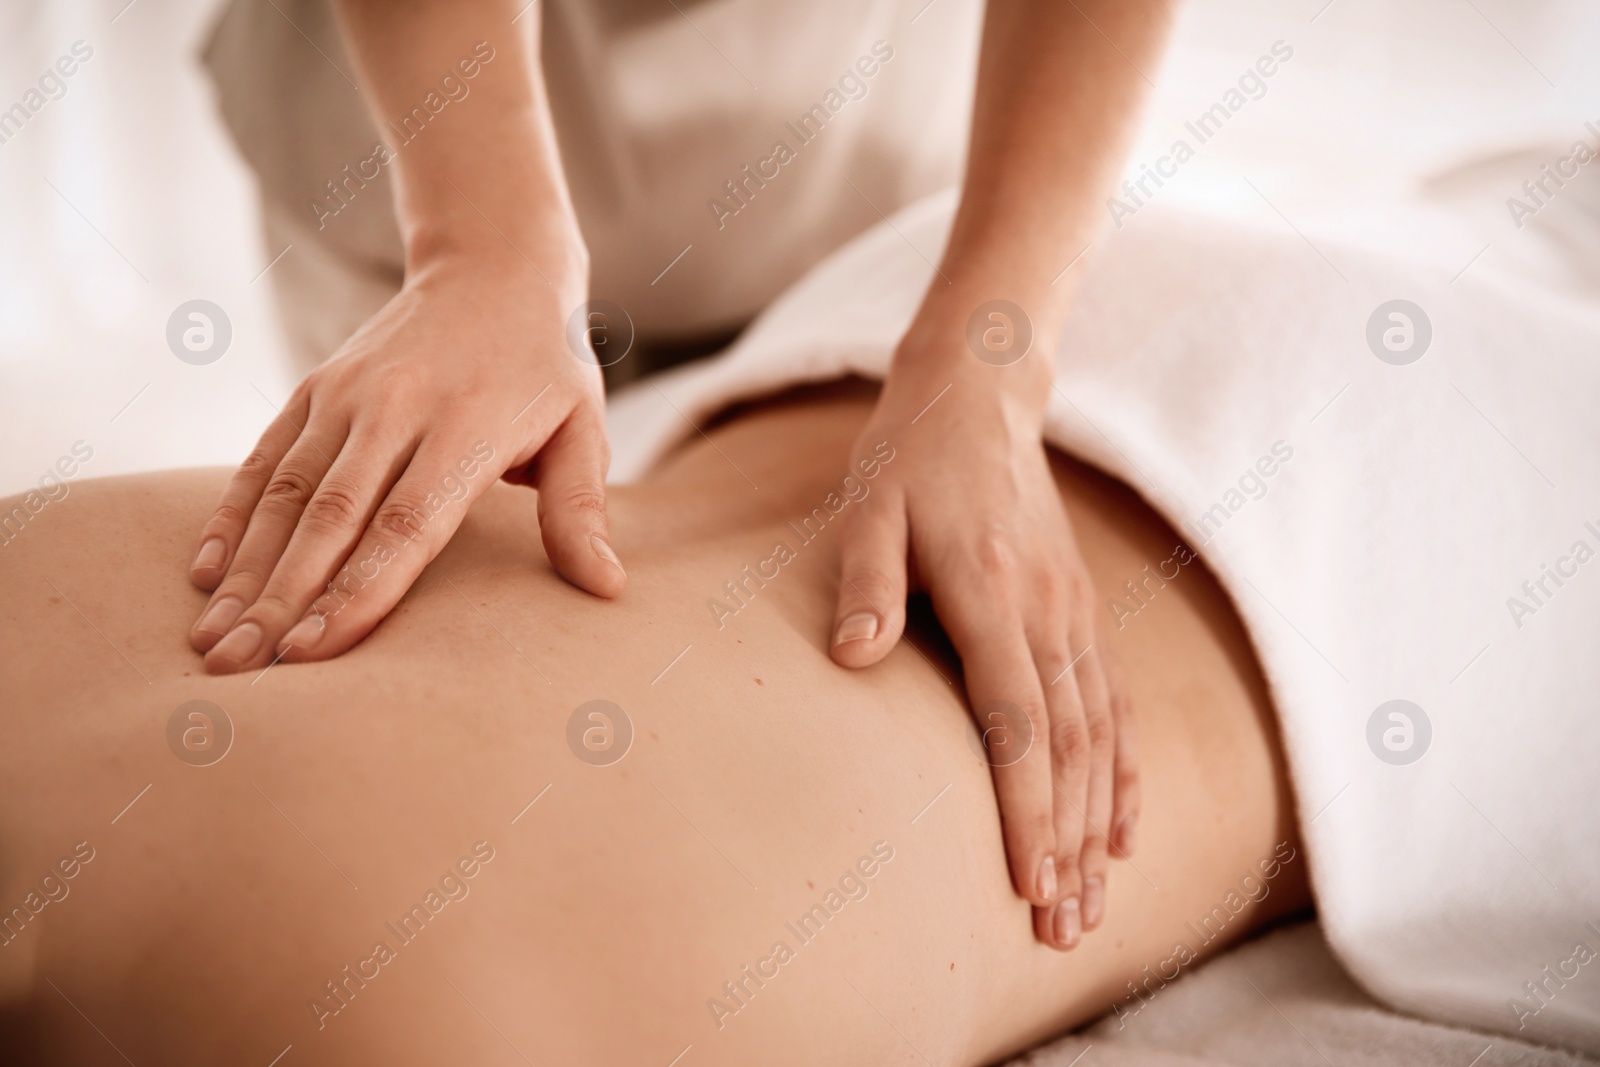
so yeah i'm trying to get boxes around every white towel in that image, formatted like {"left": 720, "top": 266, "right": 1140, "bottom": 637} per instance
{"left": 608, "top": 186, "right": 1600, "bottom": 1052}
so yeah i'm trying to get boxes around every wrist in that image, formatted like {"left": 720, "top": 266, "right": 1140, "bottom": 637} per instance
{"left": 886, "top": 347, "right": 1052, "bottom": 444}
{"left": 925, "top": 191, "right": 1102, "bottom": 346}
{"left": 892, "top": 293, "right": 1056, "bottom": 416}
{"left": 405, "top": 213, "right": 588, "bottom": 291}
{"left": 402, "top": 233, "right": 589, "bottom": 324}
{"left": 396, "top": 136, "right": 589, "bottom": 293}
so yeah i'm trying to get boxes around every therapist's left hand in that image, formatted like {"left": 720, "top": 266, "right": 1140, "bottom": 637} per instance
{"left": 829, "top": 331, "right": 1139, "bottom": 954}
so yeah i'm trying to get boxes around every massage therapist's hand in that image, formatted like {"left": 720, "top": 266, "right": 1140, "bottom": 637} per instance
{"left": 829, "top": 330, "right": 1139, "bottom": 953}
{"left": 830, "top": 0, "right": 1174, "bottom": 949}
{"left": 186, "top": 258, "right": 625, "bottom": 674}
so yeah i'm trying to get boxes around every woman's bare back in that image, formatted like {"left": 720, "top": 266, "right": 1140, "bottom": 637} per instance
{"left": 0, "top": 388, "right": 1305, "bottom": 1065}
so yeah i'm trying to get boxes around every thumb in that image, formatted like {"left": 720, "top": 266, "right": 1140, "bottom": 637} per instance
{"left": 830, "top": 492, "right": 908, "bottom": 668}
{"left": 534, "top": 406, "right": 626, "bottom": 598}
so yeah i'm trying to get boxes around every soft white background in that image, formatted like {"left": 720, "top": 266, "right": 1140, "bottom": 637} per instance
{"left": 0, "top": 0, "right": 296, "bottom": 497}
{"left": 2, "top": 0, "right": 1597, "bottom": 495}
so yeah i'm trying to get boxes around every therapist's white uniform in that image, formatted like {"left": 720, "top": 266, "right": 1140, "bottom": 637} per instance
{"left": 202, "top": 0, "right": 983, "bottom": 376}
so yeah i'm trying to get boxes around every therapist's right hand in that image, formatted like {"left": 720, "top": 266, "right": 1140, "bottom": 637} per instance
{"left": 187, "top": 256, "right": 626, "bottom": 674}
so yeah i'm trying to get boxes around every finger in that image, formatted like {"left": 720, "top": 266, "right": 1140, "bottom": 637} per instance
{"left": 533, "top": 406, "right": 625, "bottom": 599}
{"left": 189, "top": 394, "right": 309, "bottom": 590}
{"left": 261, "top": 436, "right": 496, "bottom": 669}
{"left": 206, "top": 425, "right": 415, "bottom": 671}
{"left": 1064, "top": 628, "right": 1117, "bottom": 934}
{"left": 830, "top": 490, "right": 908, "bottom": 668}
{"left": 190, "top": 422, "right": 345, "bottom": 657}
{"left": 1101, "top": 633, "right": 1142, "bottom": 859}
{"left": 1032, "top": 903, "right": 1055, "bottom": 948}
{"left": 1034, "top": 622, "right": 1091, "bottom": 951}
{"left": 937, "top": 577, "right": 1057, "bottom": 910}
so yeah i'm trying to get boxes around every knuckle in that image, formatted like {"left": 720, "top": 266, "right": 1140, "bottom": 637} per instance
{"left": 1034, "top": 569, "right": 1068, "bottom": 617}
{"left": 1112, "top": 683, "right": 1134, "bottom": 719}
{"left": 973, "top": 527, "right": 1019, "bottom": 581}
{"left": 1051, "top": 715, "right": 1091, "bottom": 767}
{"left": 207, "top": 501, "right": 251, "bottom": 532}
{"left": 557, "top": 484, "right": 607, "bottom": 517}
{"left": 1085, "top": 708, "right": 1116, "bottom": 753}
{"left": 372, "top": 497, "right": 430, "bottom": 544}
{"left": 300, "top": 480, "right": 366, "bottom": 534}
{"left": 237, "top": 447, "right": 278, "bottom": 484}
{"left": 1019, "top": 702, "right": 1051, "bottom": 745}
{"left": 1064, "top": 568, "right": 1093, "bottom": 609}
{"left": 260, "top": 466, "right": 320, "bottom": 512}
{"left": 841, "top": 566, "right": 897, "bottom": 606}
{"left": 377, "top": 360, "right": 426, "bottom": 398}
{"left": 356, "top": 407, "right": 407, "bottom": 442}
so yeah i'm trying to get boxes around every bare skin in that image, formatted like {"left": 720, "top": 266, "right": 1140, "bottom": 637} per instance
{"left": 0, "top": 386, "right": 1306, "bottom": 1066}
{"left": 190, "top": 0, "right": 1181, "bottom": 947}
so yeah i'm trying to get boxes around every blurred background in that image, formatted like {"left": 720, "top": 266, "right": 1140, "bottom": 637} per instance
{"left": 3, "top": 0, "right": 1598, "bottom": 494}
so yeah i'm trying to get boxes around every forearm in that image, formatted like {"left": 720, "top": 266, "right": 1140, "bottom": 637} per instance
{"left": 330, "top": 0, "right": 585, "bottom": 291}
{"left": 898, "top": 0, "right": 1178, "bottom": 397}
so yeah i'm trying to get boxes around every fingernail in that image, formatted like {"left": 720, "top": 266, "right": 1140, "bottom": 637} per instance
{"left": 279, "top": 614, "right": 326, "bottom": 653}
{"left": 1083, "top": 877, "right": 1105, "bottom": 929}
{"left": 1037, "top": 855, "right": 1057, "bottom": 902}
{"left": 589, "top": 534, "right": 623, "bottom": 571}
{"left": 833, "top": 612, "right": 879, "bottom": 646}
{"left": 1053, "top": 897, "right": 1082, "bottom": 948}
{"left": 209, "top": 622, "right": 262, "bottom": 666}
{"left": 195, "top": 596, "right": 244, "bottom": 636}
{"left": 192, "top": 537, "right": 226, "bottom": 573}
{"left": 1115, "top": 816, "right": 1138, "bottom": 856}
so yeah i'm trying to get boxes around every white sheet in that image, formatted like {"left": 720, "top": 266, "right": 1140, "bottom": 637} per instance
{"left": 1011, "top": 921, "right": 1596, "bottom": 1067}
{"left": 607, "top": 186, "right": 1600, "bottom": 1052}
